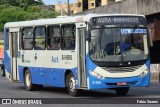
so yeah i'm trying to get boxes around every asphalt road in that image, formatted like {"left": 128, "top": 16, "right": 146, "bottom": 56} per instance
{"left": 0, "top": 76, "right": 160, "bottom": 106}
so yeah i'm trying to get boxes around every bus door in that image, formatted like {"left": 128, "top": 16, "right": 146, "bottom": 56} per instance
{"left": 77, "top": 22, "right": 87, "bottom": 88}
{"left": 10, "top": 28, "right": 19, "bottom": 82}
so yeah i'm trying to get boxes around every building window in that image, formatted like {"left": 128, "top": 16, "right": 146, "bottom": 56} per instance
{"left": 91, "top": 3, "right": 94, "bottom": 6}
{"left": 47, "top": 26, "right": 61, "bottom": 50}
{"left": 61, "top": 24, "right": 75, "bottom": 50}
{"left": 6, "top": 29, "right": 9, "bottom": 50}
{"left": 22, "top": 27, "right": 33, "bottom": 50}
{"left": 96, "top": 0, "right": 101, "bottom": 7}
{"left": 34, "top": 27, "right": 46, "bottom": 50}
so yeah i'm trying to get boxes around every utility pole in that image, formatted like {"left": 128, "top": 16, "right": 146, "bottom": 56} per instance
{"left": 67, "top": 0, "right": 70, "bottom": 16}
{"left": 61, "top": 0, "right": 63, "bottom": 16}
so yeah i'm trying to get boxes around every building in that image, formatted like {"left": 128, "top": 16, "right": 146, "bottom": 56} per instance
{"left": 54, "top": 3, "right": 78, "bottom": 15}
{"left": 77, "top": 0, "right": 123, "bottom": 12}
{"left": 54, "top": 0, "right": 124, "bottom": 15}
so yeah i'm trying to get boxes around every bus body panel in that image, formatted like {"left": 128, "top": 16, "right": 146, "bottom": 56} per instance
{"left": 86, "top": 54, "right": 150, "bottom": 89}
{"left": 18, "top": 65, "right": 78, "bottom": 87}
{"left": 17, "top": 48, "right": 79, "bottom": 87}
{"left": 88, "top": 72, "right": 150, "bottom": 89}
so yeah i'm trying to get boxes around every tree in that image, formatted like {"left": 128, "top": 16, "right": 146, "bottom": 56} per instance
{"left": 0, "top": 0, "right": 44, "bottom": 7}
{"left": 0, "top": 0, "right": 59, "bottom": 31}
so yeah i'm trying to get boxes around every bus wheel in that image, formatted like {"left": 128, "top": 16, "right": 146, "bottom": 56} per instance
{"left": 0, "top": 66, "right": 5, "bottom": 77}
{"left": 24, "top": 69, "right": 36, "bottom": 91}
{"left": 66, "top": 73, "right": 80, "bottom": 96}
{"left": 115, "top": 87, "right": 129, "bottom": 96}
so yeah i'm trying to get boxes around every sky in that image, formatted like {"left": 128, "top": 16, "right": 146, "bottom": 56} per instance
{"left": 42, "top": 0, "right": 76, "bottom": 5}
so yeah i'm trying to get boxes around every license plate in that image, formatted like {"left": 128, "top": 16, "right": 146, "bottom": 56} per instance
{"left": 117, "top": 82, "right": 127, "bottom": 86}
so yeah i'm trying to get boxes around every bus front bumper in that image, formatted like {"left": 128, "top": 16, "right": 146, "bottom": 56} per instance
{"left": 88, "top": 72, "right": 150, "bottom": 89}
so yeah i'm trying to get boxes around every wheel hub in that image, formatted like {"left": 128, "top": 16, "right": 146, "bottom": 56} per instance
{"left": 69, "top": 76, "right": 76, "bottom": 92}
{"left": 26, "top": 73, "right": 31, "bottom": 87}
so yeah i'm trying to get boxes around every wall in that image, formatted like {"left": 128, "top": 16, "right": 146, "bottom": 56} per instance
{"left": 88, "top": 0, "right": 95, "bottom": 9}
{"left": 101, "top": 0, "right": 107, "bottom": 6}
{"left": 77, "top": 0, "right": 108, "bottom": 13}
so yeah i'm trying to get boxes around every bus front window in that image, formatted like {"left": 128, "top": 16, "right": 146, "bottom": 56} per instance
{"left": 89, "top": 28, "right": 148, "bottom": 64}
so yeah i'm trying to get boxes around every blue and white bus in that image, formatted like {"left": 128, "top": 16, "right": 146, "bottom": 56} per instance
{"left": 3, "top": 14, "right": 150, "bottom": 96}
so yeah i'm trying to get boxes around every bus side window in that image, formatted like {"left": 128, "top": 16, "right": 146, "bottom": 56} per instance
{"left": 61, "top": 24, "right": 75, "bottom": 50}
{"left": 22, "top": 27, "right": 33, "bottom": 50}
{"left": 47, "top": 25, "right": 60, "bottom": 50}
{"left": 6, "top": 29, "right": 9, "bottom": 50}
{"left": 34, "top": 26, "right": 46, "bottom": 50}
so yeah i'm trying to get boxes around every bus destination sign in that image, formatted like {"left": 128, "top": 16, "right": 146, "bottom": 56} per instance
{"left": 92, "top": 16, "right": 145, "bottom": 26}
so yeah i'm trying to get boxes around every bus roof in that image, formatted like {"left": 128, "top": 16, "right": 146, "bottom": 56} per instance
{"left": 4, "top": 14, "right": 145, "bottom": 28}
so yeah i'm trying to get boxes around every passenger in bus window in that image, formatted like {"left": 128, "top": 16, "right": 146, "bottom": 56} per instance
{"left": 115, "top": 45, "right": 120, "bottom": 55}
{"left": 120, "top": 37, "right": 132, "bottom": 55}
{"left": 66, "top": 39, "right": 72, "bottom": 49}
{"left": 49, "top": 38, "right": 60, "bottom": 49}
{"left": 137, "top": 37, "right": 143, "bottom": 49}
{"left": 57, "top": 38, "right": 60, "bottom": 49}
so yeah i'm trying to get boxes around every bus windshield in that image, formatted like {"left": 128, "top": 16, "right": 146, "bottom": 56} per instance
{"left": 89, "top": 28, "right": 149, "bottom": 63}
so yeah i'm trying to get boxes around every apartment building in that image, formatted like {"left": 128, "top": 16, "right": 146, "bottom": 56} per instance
{"left": 77, "top": 0, "right": 122, "bottom": 12}
{"left": 54, "top": 0, "right": 123, "bottom": 14}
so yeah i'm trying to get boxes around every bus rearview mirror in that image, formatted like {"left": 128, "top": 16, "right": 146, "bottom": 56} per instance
{"left": 86, "top": 31, "right": 91, "bottom": 42}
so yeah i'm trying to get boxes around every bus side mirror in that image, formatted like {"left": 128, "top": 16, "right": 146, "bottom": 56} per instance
{"left": 86, "top": 31, "right": 91, "bottom": 42}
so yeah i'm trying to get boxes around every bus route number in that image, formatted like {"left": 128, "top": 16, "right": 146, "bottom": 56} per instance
{"left": 92, "top": 81, "right": 101, "bottom": 85}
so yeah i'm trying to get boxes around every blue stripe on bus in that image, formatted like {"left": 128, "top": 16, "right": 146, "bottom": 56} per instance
{"left": 145, "top": 59, "right": 150, "bottom": 68}
{"left": 86, "top": 54, "right": 97, "bottom": 71}
{"left": 18, "top": 66, "right": 78, "bottom": 88}
{"left": 4, "top": 50, "right": 11, "bottom": 74}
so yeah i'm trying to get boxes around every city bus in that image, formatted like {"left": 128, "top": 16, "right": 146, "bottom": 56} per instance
{"left": 3, "top": 14, "right": 150, "bottom": 96}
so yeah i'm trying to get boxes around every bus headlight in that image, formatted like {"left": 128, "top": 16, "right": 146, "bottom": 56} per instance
{"left": 140, "top": 69, "right": 149, "bottom": 77}
{"left": 89, "top": 70, "right": 105, "bottom": 80}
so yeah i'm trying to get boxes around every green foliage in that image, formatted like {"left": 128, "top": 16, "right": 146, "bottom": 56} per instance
{"left": 0, "top": 0, "right": 59, "bottom": 31}
{"left": 0, "top": 0, "right": 44, "bottom": 7}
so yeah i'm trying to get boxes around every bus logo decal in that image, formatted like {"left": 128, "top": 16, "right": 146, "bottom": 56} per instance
{"left": 51, "top": 56, "right": 59, "bottom": 63}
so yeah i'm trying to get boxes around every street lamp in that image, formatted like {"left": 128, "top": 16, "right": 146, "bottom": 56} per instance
{"left": 34, "top": 0, "right": 55, "bottom": 11}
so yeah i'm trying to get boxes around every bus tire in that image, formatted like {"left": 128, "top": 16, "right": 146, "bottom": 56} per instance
{"left": 0, "top": 66, "right": 5, "bottom": 77}
{"left": 66, "top": 73, "right": 81, "bottom": 96}
{"left": 115, "top": 87, "right": 129, "bottom": 96}
{"left": 24, "top": 69, "right": 36, "bottom": 91}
